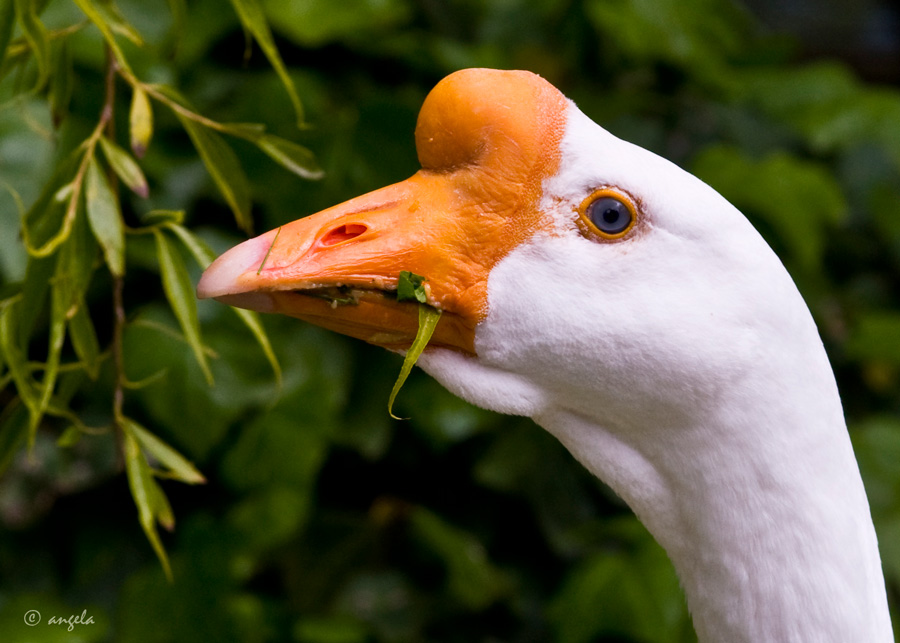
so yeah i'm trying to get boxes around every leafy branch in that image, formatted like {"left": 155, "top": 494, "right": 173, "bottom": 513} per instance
{"left": 0, "top": 0, "right": 306, "bottom": 577}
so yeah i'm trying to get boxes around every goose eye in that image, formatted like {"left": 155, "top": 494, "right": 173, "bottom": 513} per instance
{"left": 577, "top": 189, "right": 638, "bottom": 240}
{"left": 588, "top": 197, "right": 631, "bottom": 234}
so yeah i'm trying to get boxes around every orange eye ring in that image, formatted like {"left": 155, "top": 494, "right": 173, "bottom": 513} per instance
{"left": 576, "top": 188, "right": 639, "bottom": 241}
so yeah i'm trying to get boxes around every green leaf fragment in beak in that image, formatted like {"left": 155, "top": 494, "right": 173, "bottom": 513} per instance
{"left": 257, "top": 226, "right": 282, "bottom": 274}
{"left": 388, "top": 302, "right": 442, "bottom": 420}
{"left": 397, "top": 270, "right": 428, "bottom": 303}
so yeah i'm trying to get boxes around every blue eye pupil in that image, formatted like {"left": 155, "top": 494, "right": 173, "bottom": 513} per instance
{"left": 588, "top": 197, "right": 632, "bottom": 234}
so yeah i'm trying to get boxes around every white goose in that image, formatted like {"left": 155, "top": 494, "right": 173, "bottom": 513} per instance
{"left": 197, "top": 68, "right": 894, "bottom": 641}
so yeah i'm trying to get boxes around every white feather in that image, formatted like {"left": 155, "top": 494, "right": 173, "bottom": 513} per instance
{"left": 420, "top": 103, "right": 894, "bottom": 641}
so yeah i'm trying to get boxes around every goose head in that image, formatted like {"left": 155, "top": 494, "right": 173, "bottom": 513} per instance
{"left": 198, "top": 68, "right": 893, "bottom": 641}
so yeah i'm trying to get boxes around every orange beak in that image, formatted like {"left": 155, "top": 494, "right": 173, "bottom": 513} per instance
{"left": 197, "top": 69, "right": 568, "bottom": 355}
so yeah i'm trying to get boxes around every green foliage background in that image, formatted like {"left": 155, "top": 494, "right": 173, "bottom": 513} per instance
{"left": 1, "top": 0, "right": 899, "bottom": 641}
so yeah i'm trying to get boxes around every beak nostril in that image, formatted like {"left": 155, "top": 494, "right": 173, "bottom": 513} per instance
{"left": 320, "top": 223, "right": 368, "bottom": 247}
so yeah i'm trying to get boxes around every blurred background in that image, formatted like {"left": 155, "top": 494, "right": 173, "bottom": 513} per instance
{"left": 1, "top": 0, "right": 899, "bottom": 641}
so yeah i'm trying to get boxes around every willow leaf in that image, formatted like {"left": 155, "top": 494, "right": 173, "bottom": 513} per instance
{"left": 228, "top": 0, "right": 304, "bottom": 127}
{"left": 127, "top": 418, "right": 205, "bottom": 485}
{"left": 0, "top": 0, "right": 14, "bottom": 70}
{"left": 166, "top": 224, "right": 281, "bottom": 384}
{"left": 176, "top": 114, "right": 252, "bottom": 234}
{"left": 123, "top": 426, "right": 172, "bottom": 581}
{"left": 48, "top": 38, "right": 72, "bottom": 125}
{"left": 153, "top": 229, "right": 213, "bottom": 385}
{"left": 69, "top": 303, "right": 100, "bottom": 379}
{"left": 129, "top": 85, "right": 153, "bottom": 158}
{"left": 257, "top": 135, "right": 323, "bottom": 179}
{"left": 99, "top": 135, "right": 148, "bottom": 198}
{"left": 388, "top": 304, "right": 442, "bottom": 419}
{"left": 36, "top": 276, "right": 68, "bottom": 444}
{"left": 85, "top": 157, "right": 125, "bottom": 276}
{"left": 71, "top": 0, "right": 131, "bottom": 73}
{"left": 0, "top": 300, "right": 39, "bottom": 433}
{"left": 13, "top": 0, "right": 49, "bottom": 85}
{"left": 165, "top": 222, "right": 214, "bottom": 265}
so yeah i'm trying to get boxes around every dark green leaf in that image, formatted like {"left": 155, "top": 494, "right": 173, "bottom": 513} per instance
{"left": 48, "top": 38, "right": 72, "bottom": 125}
{"left": 13, "top": 0, "right": 49, "bottom": 85}
{"left": 36, "top": 264, "right": 69, "bottom": 443}
{"left": 85, "top": 157, "right": 125, "bottom": 276}
{"left": 0, "top": 401, "right": 28, "bottom": 476}
{"left": 153, "top": 229, "right": 213, "bottom": 385}
{"left": 176, "top": 114, "right": 253, "bottom": 234}
{"left": 56, "top": 202, "right": 98, "bottom": 312}
{"left": 409, "top": 506, "right": 509, "bottom": 609}
{"left": 257, "top": 134, "right": 323, "bottom": 179}
{"left": 18, "top": 252, "right": 56, "bottom": 346}
{"left": 0, "top": 0, "right": 14, "bottom": 72}
{"left": 99, "top": 135, "right": 149, "bottom": 198}
{"left": 165, "top": 0, "right": 186, "bottom": 46}
{"left": 228, "top": 0, "right": 305, "bottom": 127}
{"left": 0, "top": 300, "right": 39, "bottom": 435}
{"left": 69, "top": 303, "right": 100, "bottom": 379}
{"left": 56, "top": 425, "right": 81, "bottom": 447}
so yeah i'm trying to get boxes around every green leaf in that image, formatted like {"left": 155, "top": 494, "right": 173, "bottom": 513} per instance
{"left": 142, "top": 210, "right": 184, "bottom": 226}
{"left": 18, "top": 253, "right": 56, "bottom": 346}
{"left": 388, "top": 303, "right": 441, "bottom": 419}
{"left": 92, "top": 0, "right": 144, "bottom": 47}
{"left": 153, "top": 229, "right": 214, "bottom": 385}
{"left": 176, "top": 114, "right": 253, "bottom": 234}
{"left": 37, "top": 267, "right": 69, "bottom": 444}
{"left": 396, "top": 271, "right": 427, "bottom": 303}
{"left": 165, "top": 223, "right": 214, "bottom": 266}
{"left": 230, "top": 307, "right": 282, "bottom": 387}
{"left": 69, "top": 303, "right": 100, "bottom": 379}
{"left": 0, "top": 300, "right": 40, "bottom": 437}
{"left": 228, "top": 0, "right": 305, "bottom": 127}
{"left": 0, "top": 401, "right": 28, "bottom": 476}
{"left": 125, "top": 417, "right": 206, "bottom": 484}
{"left": 256, "top": 134, "right": 323, "bottom": 179}
{"left": 129, "top": 85, "right": 153, "bottom": 158}
{"left": 48, "top": 38, "right": 72, "bottom": 125}
{"left": 0, "top": 0, "right": 15, "bottom": 71}
{"left": 123, "top": 425, "right": 173, "bottom": 581}
{"left": 71, "top": 0, "right": 132, "bottom": 73}
{"left": 99, "top": 135, "right": 149, "bottom": 198}
{"left": 85, "top": 157, "right": 125, "bottom": 276}
{"left": 409, "top": 506, "right": 509, "bottom": 609}
{"left": 57, "top": 186, "right": 98, "bottom": 295}
{"left": 548, "top": 518, "right": 690, "bottom": 643}
{"left": 165, "top": 0, "right": 186, "bottom": 46}
{"left": 13, "top": 0, "right": 49, "bottom": 85}
{"left": 165, "top": 223, "right": 282, "bottom": 385}
{"left": 20, "top": 150, "right": 80, "bottom": 255}
{"left": 56, "top": 425, "right": 81, "bottom": 447}
{"left": 262, "top": 0, "right": 411, "bottom": 48}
